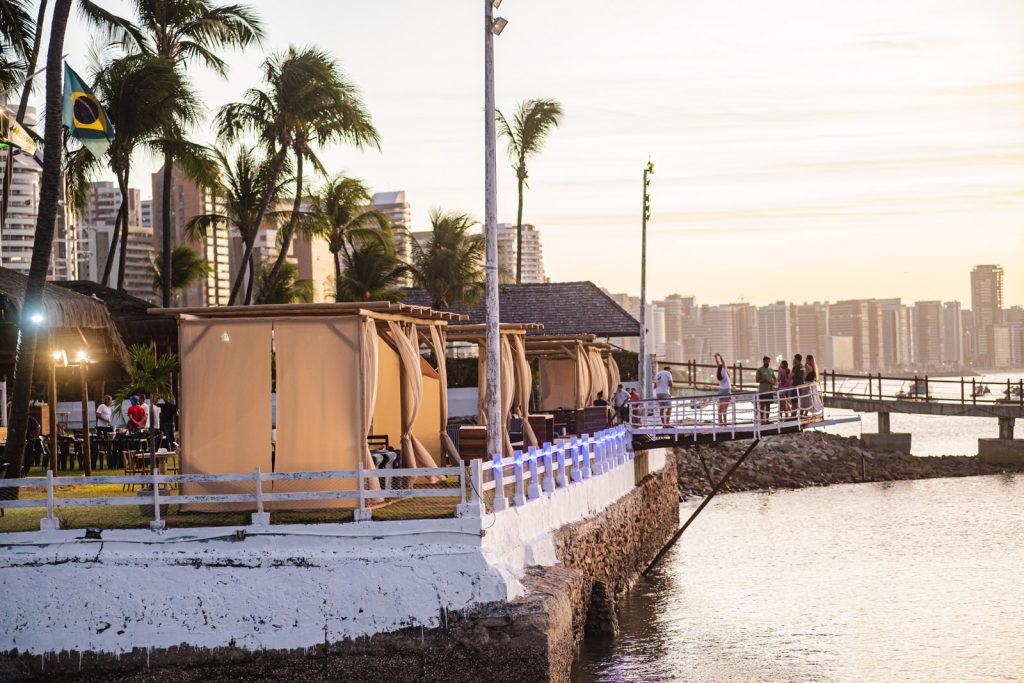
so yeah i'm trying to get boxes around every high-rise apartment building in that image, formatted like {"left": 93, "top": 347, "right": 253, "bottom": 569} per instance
{"left": 140, "top": 199, "right": 152, "bottom": 228}
{"left": 701, "top": 305, "right": 740, "bottom": 361}
{"left": 877, "top": 299, "right": 912, "bottom": 370}
{"left": 913, "top": 301, "right": 943, "bottom": 367}
{"left": 791, "top": 303, "right": 828, "bottom": 359}
{"left": 941, "top": 301, "right": 964, "bottom": 366}
{"left": 971, "top": 264, "right": 1004, "bottom": 366}
{"left": 370, "top": 191, "right": 412, "bottom": 263}
{"left": 152, "top": 165, "right": 231, "bottom": 306}
{"left": 961, "top": 309, "right": 976, "bottom": 365}
{"left": 757, "top": 302, "right": 791, "bottom": 361}
{"left": 991, "top": 323, "right": 1023, "bottom": 368}
{"left": 829, "top": 300, "right": 873, "bottom": 371}
{"left": 497, "top": 223, "right": 546, "bottom": 284}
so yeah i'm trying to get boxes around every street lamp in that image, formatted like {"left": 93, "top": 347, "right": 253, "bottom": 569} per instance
{"left": 483, "top": 0, "right": 507, "bottom": 460}
{"left": 638, "top": 160, "right": 654, "bottom": 398}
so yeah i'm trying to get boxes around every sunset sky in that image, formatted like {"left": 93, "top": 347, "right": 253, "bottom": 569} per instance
{"left": 58, "top": 0, "right": 1024, "bottom": 306}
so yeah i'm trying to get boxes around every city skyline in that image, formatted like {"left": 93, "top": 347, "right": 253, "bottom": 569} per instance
{"left": 50, "top": 0, "right": 1024, "bottom": 306}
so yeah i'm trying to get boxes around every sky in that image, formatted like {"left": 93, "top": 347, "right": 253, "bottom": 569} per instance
{"left": 51, "top": 0, "right": 1024, "bottom": 306}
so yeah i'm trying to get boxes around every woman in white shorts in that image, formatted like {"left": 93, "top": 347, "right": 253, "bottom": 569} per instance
{"left": 714, "top": 353, "right": 731, "bottom": 426}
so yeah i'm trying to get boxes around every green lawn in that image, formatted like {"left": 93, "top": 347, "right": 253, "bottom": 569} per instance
{"left": 0, "top": 468, "right": 461, "bottom": 533}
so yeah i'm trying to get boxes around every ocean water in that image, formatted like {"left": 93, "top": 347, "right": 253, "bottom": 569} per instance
{"left": 574, "top": 475, "right": 1024, "bottom": 682}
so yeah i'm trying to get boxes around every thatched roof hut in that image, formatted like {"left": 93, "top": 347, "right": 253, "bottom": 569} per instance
{"left": 0, "top": 268, "right": 129, "bottom": 378}
{"left": 54, "top": 280, "right": 178, "bottom": 354}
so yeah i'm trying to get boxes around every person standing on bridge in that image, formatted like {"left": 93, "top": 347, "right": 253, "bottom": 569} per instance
{"left": 756, "top": 356, "right": 775, "bottom": 423}
{"left": 801, "top": 355, "right": 819, "bottom": 416}
{"left": 791, "top": 354, "right": 806, "bottom": 418}
{"left": 654, "top": 368, "right": 674, "bottom": 426}
{"left": 714, "top": 353, "right": 732, "bottom": 426}
{"left": 777, "top": 359, "right": 792, "bottom": 416}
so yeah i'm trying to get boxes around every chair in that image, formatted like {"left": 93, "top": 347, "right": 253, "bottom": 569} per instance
{"left": 166, "top": 452, "right": 181, "bottom": 490}
{"left": 122, "top": 450, "right": 144, "bottom": 491}
{"left": 367, "top": 434, "right": 390, "bottom": 451}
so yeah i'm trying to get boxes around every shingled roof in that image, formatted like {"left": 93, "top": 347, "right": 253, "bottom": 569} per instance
{"left": 401, "top": 281, "right": 639, "bottom": 337}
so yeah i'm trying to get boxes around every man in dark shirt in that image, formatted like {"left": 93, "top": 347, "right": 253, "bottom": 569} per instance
{"left": 790, "top": 354, "right": 806, "bottom": 417}
{"left": 158, "top": 397, "right": 178, "bottom": 447}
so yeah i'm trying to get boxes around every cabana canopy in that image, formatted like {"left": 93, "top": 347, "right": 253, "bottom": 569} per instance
{"left": 526, "top": 334, "right": 621, "bottom": 411}
{"left": 448, "top": 323, "right": 544, "bottom": 455}
{"left": 156, "top": 302, "right": 465, "bottom": 510}
{"left": 0, "top": 267, "right": 129, "bottom": 377}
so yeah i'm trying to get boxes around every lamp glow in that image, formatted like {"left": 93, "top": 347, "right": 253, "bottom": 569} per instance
{"left": 76, "top": 350, "right": 88, "bottom": 362}
{"left": 29, "top": 313, "right": 44, "bottom": 325}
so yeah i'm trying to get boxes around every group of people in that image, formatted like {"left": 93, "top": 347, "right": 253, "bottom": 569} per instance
{"left": 95, "top": 392, "right": 178, "bottom": 447}
{"left": 752, "top": 353, "right": 820, "bottom": 421}
{"left": 593, "top": 385, "right": 642, "bottom": 425}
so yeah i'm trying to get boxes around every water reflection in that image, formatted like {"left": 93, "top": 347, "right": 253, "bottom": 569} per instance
{"left": 574, "top": 475, "right": 1024, "bottom": 682}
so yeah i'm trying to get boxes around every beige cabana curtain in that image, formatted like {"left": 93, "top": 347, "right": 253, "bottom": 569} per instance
{"left": 538, "top": 357, "right": 576, "bottom": 411}
{"left": 606, "top": 353, "right": 621, "bottom": 395}
{"left": 574, "top": 343, "right": 591, "bottom": 409}
{"left": 588, "top": 348, "right": 608, "bottom": 404}
{"left": 361, "top": 319, "right": 381, "bottom": 488}
{"left": 387, "top": 320, "right": 439, "bottom": 471}
{"left": 180, "top": 320, "right": 272, "bottom": 510}
{"left": 500, "top": 335, "right": 515, "bottom": 457}
{"left": 428, "top": 325, "right": 460, "bottom": 465}
{"left": 511, "top": 334, "right": 538, "bottom": 448}
{"left": 273, "top": 317, "right": 374, "bottom": 508}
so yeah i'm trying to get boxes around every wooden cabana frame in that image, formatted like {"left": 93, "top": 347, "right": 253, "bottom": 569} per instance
{"left": 156, "top": 303, "right": 465, "bottom": 510}
{"left": 525, "top": 334, "right": 621, "bottom": 412}
{"left": 447, "top": 323, "right": 544, "bottom": 455}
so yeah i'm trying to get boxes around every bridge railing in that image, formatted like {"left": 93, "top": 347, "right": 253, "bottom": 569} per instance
{"left": 627, "top": 383, "right": 825, "bottom": 439}
{"left": 657, "top": 360, "right": 1024, "bottom": 407}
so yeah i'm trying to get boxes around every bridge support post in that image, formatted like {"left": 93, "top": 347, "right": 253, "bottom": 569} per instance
{"left": 862, "top": 410, "right": 912, "bottom": 453}
{"left": 979, "top": 418, "right": 1024, "bottom": 465}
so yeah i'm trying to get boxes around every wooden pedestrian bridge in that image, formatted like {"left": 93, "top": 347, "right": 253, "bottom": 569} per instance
{"left": 626, "top": 382, "right": 859, "bottom": 450}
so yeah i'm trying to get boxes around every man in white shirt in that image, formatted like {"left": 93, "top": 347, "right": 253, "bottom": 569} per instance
{"left": 95, "top": 395, "right": 113, "bottom": 429}
{"left": 653, "top": 369, "right": 674, "bottom": 425}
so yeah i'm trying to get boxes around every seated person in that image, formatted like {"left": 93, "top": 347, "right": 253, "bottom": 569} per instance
{"left": 593, "top": 391, "right": 609, "bottom": 407}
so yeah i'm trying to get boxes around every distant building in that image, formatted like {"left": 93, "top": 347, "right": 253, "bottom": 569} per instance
{"left": 971, "top": 264, "right": 1004, "bottom": 366}
{"left": 829, "top": 300, "right": 875, "bottom": 371}
{"left": 496, "top": 223, "right": 546, "bottom": 284}
{"left": 913, "top": 301, "right": 943, "bottom": 367}
{"left": 826, "top": 335, "right": 855, "bottom": 371}
{"left": 942, "top": 301, "right": 964, "bottom": 366}
{"left": 791, "top": 303, "right": 828, "bottom": 361}
{"left": 152, "top": 165, "right": 231, "bottom": 307}
{"left": 757, "top": 302, "right": 791, "bottom": 362}
{"left": 140, "top": 199, "right": 152, "bottom": 228}
{"left": 371, "top": 191, "right": 412, "bottom": 263}
{"left": 878, "top": 298, "right": 913, "bottom": 370}
{"left": 991, "top": 323, "right": 1024, "bottom": 368}
{"left": 80, "top": 223, "right": 155, "bottom": 302}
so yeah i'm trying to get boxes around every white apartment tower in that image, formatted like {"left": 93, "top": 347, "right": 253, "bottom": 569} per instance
{"left": 757, "top": 303, "right": 792, "bottom": 361}
{"left": 497, "top": 223, "right": 546, "bottom": 284}
{"left": 371, "top": 191, "right": 412, "bottom": 262}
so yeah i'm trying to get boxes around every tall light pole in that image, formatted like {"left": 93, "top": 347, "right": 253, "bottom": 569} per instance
{"left": 638, "top": 160, "right": 654, "bottom": 398}
{"left": 484, "top": 0, "right": 507, "bottom": 459}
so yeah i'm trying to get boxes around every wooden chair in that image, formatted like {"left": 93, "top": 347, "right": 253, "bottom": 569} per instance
{"left": 122, "top": 450, "right": 144, "bottom": 491}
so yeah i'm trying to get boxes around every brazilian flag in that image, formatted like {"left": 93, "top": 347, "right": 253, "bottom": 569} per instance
{"left": 62, "top": 62, "right": 114, "bottom": 158}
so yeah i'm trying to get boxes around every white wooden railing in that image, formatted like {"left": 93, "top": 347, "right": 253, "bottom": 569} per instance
{"left": 477, "top": 426, "right": 633, "bottom": 510}
{"left": 0, "top": 425, "right": 636, "bottom": 532}
{"left": 627, "top": 382, "right": 827, "bottom": 440}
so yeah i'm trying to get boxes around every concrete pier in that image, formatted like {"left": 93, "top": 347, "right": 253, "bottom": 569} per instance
{"left": 861, "top": 411, "right": 912, "bottom": 454}
{"left": 979, "top": 417, "right": 1024, "bottom": 465}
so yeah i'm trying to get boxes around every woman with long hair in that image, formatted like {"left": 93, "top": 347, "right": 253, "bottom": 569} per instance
{"left": 802, "top": 354, "right": 819, "bottom": 416}
{"left": 777, "top": 359, "right": 791, "bottom": 418}
{"left": 714, "top": 352, "right": 732, "bottom": 426}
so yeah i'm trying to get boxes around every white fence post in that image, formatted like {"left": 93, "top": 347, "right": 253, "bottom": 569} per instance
{"left": 526, "top": 446, "right": 540, "bottom": 499}
{"left": 513, "top": 450, "right": 526, "bottom": 506}
{"left": 354, "top": 457, "right": 371, "bottom": 521}
{"left": 39, "top": 470, "right": 59, "bottom": 531}
{"left": 555, "top": 444, "right": 567, "bottom": 488}
{"left": 251, "top": 466, "right": 270, "bottom": 525}
{"left": 150, "top": 467, "right": 165, "bottom": 530}
{"left": 570, "top": 439, "right": 583, "bottom": 483}
{"left": 580, "top": 437, "right": 592, "bottom": 480}
{"left": 492, "top": 455, "right": 508, "bottom": 511}
{"left": 458, "top": 458, "right": 485, "bottom": 518}
{"left": 542, "top": 444, "right": 554, "bottom": 494}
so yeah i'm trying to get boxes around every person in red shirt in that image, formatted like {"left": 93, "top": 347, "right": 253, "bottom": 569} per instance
{"left": 127, "top": 396, "right": 146, "bottom": 432}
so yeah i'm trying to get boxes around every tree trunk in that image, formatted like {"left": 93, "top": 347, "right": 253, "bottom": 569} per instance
{"left": 515, "top": 171, "right": 525, "bottom": 284}
{"left": 160, "top": 151, "right": 173, "bottom": 306}
{"left": 228, "top": 145, "right": 288, "bottom": 305}
{"left": 4, "top": 0, "right": 73, "bottom": 478}
{"left": 15, "top": 0, "right": 48, "bottom": 124}
{"left": 244, "top": 251, "right": 255, "bottom": 304}
{"left": 332, "top": 248, "right": 343, "bottom": 302}
{"left": 255, "top": 151, "right": 303, "bottom": 304}
{"left": 116, "top": 170, "right": 131, "bottom": 291}
{"left": 100, "top": 174, "right": 126, "bottom": 286}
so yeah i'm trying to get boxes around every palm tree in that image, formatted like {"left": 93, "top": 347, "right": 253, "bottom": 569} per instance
{"left": 3, "top": 0, "right": 74, "bottom": 479}
{"left": 408, "top": 209, "right": 485, "bottom": 311}
{"left": 334, "top": 239, "right": 407, "bottom": 303}
{"left": 150, "top": 244, "right": 210, "bottom": 302}
{"left": 256, "top": 259, "right": 312, "bottom": 305}
{"left": 12, "top": 0, "right": 44, "bottom": 122}
{"left": 92, "top": 52, "right": 201, "bottom": 291}
{"left": 306, "top": 175, "right": 391, "bottom": 302}
{"left": 0, "top": 0, "right": 35, "bottom": 97}
{"left": 496, "top": 98, "right": 564, "bottom": 283}
{"left": 110, "top": 0, "right": 263, "bottom": 307}
{"left": 185, "top": 145, "right": 289, "bottom": 303}
{"left": 216, "top": 46, "right": 379, "bottom": 305}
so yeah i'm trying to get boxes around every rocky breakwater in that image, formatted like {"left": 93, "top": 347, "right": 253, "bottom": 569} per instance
{"left": 677, "top": 432, "right": 1024, "bottom": 499}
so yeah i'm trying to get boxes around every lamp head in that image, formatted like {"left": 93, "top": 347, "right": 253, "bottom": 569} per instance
{"left": 491, "top": 17, "right": 508, "bottom": 35}
{"left": 29, "top": 312, "right": 44, "bottom": 325}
